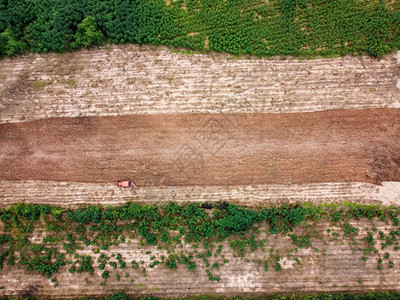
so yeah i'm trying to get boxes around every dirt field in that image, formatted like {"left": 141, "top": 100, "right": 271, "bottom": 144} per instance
{"left": 0, "top": 46, "right": 399, "bottom": 124}
{"left": 1, "top": 46, "right": 400, "bottom": 298}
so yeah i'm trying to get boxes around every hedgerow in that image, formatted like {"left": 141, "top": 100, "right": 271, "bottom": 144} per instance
{"left": 0, "top": 0, "right": 399, "bottom": 58}
{"left": 0, "top": 201, "right": 400, "bottom": 285}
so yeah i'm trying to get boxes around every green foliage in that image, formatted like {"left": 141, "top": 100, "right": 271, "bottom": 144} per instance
{"left": 67, "top": 206, "right": 101, "bottom": 224}
{"left": 131, "top": 260, "right": 139, "bottom": 269}
{"left": 0, "top": 235, "right": 12, "bottom": 246}
{"left": 71, "top": 16, "right": 104, "bottom": 49}
{"left": 0, "top": 28, "right": 27, "bottom": 57}
{"left": 0, "top": 0, "right": 398, "bottom": 58}
{"left": 211, "top": 262, "right": 219, "bottom": 269}
{"left": 75, "top": 255, "right": 94, "bottom": 274}
{"left": 274, "top": 262, "right": 282, "bottom": 272}
{"left": 264, "top": 260, "right": 269, "bottom": 271}
{"left": 206, "top": 271, "right": 221, "bottom": 282}
{"left": 102, "top": 270, "right": 109, "bottom": 279}
{"left": 188, "top": 262, "right": 196, "bottom": 271}
{"left": 1, "top": 201, "right": 400, "bottom": 285}
{"left": 165, "top": 256, "right": 177, "bottom": 270}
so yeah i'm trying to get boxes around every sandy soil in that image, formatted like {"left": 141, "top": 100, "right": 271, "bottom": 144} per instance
{"left": 1, "top": 109, "right": 399, "bottom": 186}
{"left": 0, "top": 46, "right": 399, "bottom": 123}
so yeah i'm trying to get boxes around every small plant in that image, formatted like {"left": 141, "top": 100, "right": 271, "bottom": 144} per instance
{"left": 212, "top": 262, "right": 220, "bottom": 269}
{"left": 264, "top": 260, "right": 269, "bottom": 271}
{"left": 275, "top": 262, "right": 282, "bottom": 272}
{"left": 389, "top": 261, "right": 395, "bottom": 269}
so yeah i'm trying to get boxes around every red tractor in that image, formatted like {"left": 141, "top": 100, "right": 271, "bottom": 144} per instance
{"left": 116, "top": 180, "right": 137, "bottom": 188}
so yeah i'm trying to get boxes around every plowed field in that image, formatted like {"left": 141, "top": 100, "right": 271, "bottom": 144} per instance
{"left": 1, "top": 109, "right": 400, "bottom": 186}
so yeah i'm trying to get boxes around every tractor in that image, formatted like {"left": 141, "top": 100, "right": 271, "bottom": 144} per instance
{"left": 116, "top": 180, "right": 137, "bottom": 188}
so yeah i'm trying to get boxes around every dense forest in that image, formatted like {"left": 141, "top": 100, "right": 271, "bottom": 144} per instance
{"left": 0, "top": 0, "right": 399, "bottom": 58}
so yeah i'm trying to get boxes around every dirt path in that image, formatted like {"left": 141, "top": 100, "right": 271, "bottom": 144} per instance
{"left": 1, "top": 109, "right": 400, "bottom": 186}
{"left": 1, "top": 46, "right": 399, "bottom": 123}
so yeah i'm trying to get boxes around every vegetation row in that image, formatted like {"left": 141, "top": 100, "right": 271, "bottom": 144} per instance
{"left": 0, "top": 0, "right": 399, "bottom": 58}
{"left": 1, "top": 201, "right": 400, "bottom": 289}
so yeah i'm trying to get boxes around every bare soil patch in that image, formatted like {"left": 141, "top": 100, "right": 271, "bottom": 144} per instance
{"left": 0, "top": 46, "right": 399, "bottom": 123}
{"left": 0, "top": 109, "right": 400, "bottom": 186}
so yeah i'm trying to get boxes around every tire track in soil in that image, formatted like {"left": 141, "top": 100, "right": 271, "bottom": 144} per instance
{"left": 1, "top": 109, "right": 400, "bottom": 186}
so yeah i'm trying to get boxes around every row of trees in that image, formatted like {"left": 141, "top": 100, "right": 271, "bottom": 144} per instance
{"left": 0, "top": 0, "right": 399, "bottom": 58}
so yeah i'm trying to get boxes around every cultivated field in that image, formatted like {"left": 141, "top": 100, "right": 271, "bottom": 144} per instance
{"left": 0, "top": 47, "right": 400, "bottom": 298}
{"left": 0, "top": 45, "right": 399, "bottom": 123}
{"left": 1, "top": 216, "right": 400, "bottom": 298}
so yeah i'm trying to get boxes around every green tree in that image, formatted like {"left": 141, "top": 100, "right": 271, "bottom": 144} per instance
{"left": 0, "top": 28, "right": 26, "bottom": 57}
{"left": 72, "top": 16, "right": 104, "bottom": 49}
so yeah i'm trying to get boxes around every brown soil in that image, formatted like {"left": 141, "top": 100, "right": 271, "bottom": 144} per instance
{"left": 1, "top": 109, "right": 400, "bottom": 186}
